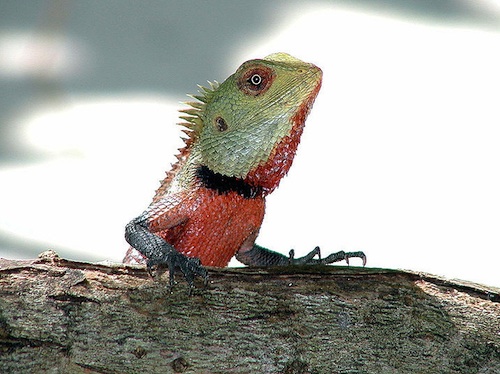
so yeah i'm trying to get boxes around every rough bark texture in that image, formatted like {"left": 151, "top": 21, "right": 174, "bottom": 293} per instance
{"left": 0, "top": 250, "right": 499, "bottom": 374}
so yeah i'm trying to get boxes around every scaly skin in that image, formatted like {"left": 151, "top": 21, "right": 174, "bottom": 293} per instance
{"left": 124, "top": 53, "right": 366, "bottom": 291}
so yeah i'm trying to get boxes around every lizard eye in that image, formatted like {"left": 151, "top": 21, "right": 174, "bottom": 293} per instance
{"left": 249, "top": 74, "right": 262, "bottom": 86}
{"left": 237, "top": 65, "right": 275, "bottom": 96}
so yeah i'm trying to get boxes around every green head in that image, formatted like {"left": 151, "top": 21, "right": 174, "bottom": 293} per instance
{"left": 182, "top": 53, "right": 322, "bottom": 191}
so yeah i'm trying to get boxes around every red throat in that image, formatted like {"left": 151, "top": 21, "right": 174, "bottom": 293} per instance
{"left": 244, "top": 81, "right": 322, "bottom": 194}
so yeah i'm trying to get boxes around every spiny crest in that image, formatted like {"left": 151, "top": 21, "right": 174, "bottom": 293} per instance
{"left": 153, "top": 81, "right": 219, "bottom": 202}
{"left": 177, "top": 80, "right": 219, "bottom": 137}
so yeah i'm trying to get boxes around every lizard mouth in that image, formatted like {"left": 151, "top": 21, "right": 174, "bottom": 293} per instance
{"left": 291, "top": 65, "right": 322, "bottom": 128}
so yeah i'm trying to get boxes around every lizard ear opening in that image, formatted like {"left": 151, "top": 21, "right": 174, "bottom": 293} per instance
{"left": 214, "top": 116, "right": 228, "bottom": 132}
{"left": 237, "top": 65, "right": 275, "bottom": 96}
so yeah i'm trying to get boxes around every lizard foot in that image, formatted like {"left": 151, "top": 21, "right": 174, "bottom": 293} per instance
{"left": 289, "top": 247, "right": 366, "bottom": 266}
{"left": 147, "top": 250, "right": 209, "bottom": 295}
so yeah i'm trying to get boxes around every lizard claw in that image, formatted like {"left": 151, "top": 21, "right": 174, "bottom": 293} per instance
{"left": 344, "top": 251, "right": 367, "bottom": 267}
{"left": 147, "top": 250, "right": 208, "bottom": 294}
{"left": 288, "top": 249, "right": 295, "bottom": 265}
{"left": 291, "top": 247, "right": 367, "bottom": 267}
{"left": 321, "top": 250, "right": 366, "bottom": 266}
{"left": 289, "top": 246, "right": 322, "bottom": 265}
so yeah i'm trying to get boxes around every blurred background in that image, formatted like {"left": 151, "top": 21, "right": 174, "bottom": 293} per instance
{"left": 1, "top": 1, "right": 499, "bottom": 286}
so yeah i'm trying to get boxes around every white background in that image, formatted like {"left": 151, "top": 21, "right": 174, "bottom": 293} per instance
{"left": 1, "top": 2, "right": 499, "bottom": 287}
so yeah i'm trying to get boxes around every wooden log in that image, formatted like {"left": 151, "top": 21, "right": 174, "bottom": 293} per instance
{"left": 1, "top": 250, "right": 499, "bottom": 373}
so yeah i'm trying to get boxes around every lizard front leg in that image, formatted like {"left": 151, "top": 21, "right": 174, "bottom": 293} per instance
{"left": 125, "top": 214, "right": 208, "bottom": 293}
{"left": 236, "top": 244, "right": 366, "bottom": 267}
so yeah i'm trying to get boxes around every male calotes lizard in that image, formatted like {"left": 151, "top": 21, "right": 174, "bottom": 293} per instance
{"left": 124, "top": 53, "right": 366, "bottom": 290}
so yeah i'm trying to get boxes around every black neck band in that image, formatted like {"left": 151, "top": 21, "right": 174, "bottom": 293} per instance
{"left": 196, "top": 165, "right": 262, "bottom": 199}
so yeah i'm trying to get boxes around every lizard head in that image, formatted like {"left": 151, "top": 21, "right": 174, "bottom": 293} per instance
{"left": 181, "top": 52, "right": 322, "bottom": 194}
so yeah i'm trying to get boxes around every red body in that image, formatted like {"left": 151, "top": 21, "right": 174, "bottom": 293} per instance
{"left": 150, "top": 187, "right": 265, "bottom": 267}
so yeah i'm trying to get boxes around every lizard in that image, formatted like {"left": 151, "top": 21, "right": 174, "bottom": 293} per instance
{"left": 124, "top": 52, "right": 366, "bottom": 290}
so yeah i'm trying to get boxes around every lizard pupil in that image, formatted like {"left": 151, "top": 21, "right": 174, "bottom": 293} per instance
{"left": 249, "top": 74, "right": 262, "bottom": 86}
{"left": 237, "top": 65, "right": 274, "bottom": 96}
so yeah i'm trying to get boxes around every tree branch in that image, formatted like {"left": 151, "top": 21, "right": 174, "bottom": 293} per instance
{"left": 1, "top": 250, "right": 499, "bottom": 373}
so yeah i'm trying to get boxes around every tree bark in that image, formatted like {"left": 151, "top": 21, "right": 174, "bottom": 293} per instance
{"left": 0, "top": 250, "right": 499, "bottom": 374}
